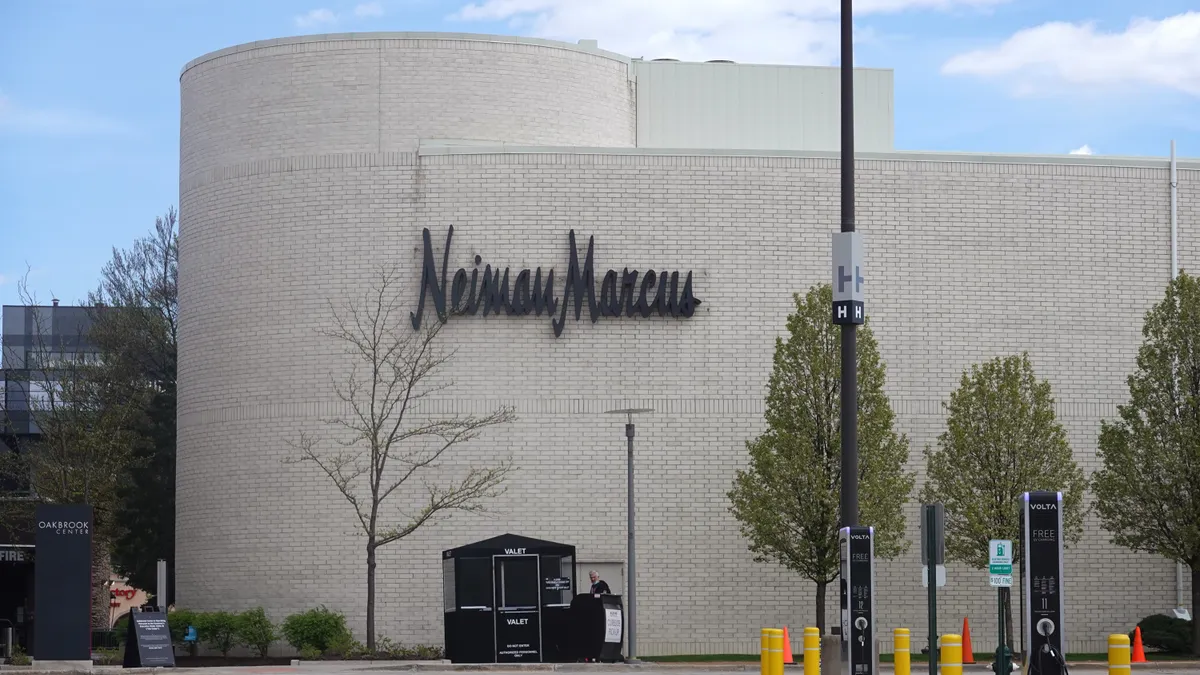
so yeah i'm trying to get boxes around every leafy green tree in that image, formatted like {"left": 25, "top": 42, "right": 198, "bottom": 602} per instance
{"left": 1093, "top": 271, "right": 1200, "bottom": 655}
{"left": 920, "top": 352, "right": 1087, "bottom": 648}
{"left": 90, "top": 208, "right": 179, "bottom": 602}
{"left": 727, "top": 284, "right": 914, "bottom": 633}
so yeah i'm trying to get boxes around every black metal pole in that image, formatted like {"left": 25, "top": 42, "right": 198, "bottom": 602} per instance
{"left": 626, "top": 420, "right": 637, "bottom": 660}
{"left": 838, "top": 0, "right": 858, "bottom": 529}
{"left": 927, "top": 507, "right": 938, "bottom": 675}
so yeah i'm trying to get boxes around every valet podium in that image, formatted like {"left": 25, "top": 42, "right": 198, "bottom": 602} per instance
{"left": 568, "top": 593, "right": 624, "bottom": 662}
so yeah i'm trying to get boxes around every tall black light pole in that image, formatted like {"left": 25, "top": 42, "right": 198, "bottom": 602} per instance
{"left": 832, "top": 0, "right": 862, "bottom": 529}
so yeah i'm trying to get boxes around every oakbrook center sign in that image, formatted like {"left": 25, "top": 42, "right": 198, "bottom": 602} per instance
{"left": 410, "top": 226, "right": 702, "bottom": 337}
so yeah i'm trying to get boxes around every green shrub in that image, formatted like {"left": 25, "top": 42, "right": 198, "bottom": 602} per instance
{"left": 327, "top": 630, "right": 357, "bottom": 657}
{"left": 412, "top": 644, "right": 445, "bottom": 660}
{"left": 299, "top": 644, "right": 322, "bottom": 660}
{"left": 236, "top": 607, "right": 278, "bottom": 658}
{"left": 165, "top": 609, "right": 201, "bottom": 657}
{"left": 281, "top": 606, "right": 351, "bottom": 653}
{"left": 196, "top": 610, "right": 240, "bottom": 657}
{"left": 344, "top": 638, "right": 369, "bottom": 659}
{"left": 9, "top": 645, "right": 31, "bottom": 666}
{"left": 375, "top": 636, "right": 402, "bottom": 658}
{"left": 1133, "top": 614, "right": 1194, "bottom": 654}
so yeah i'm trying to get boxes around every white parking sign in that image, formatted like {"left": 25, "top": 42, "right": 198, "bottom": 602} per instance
{"left": 989, "top": 539, "right": 1013, "bottom": 587}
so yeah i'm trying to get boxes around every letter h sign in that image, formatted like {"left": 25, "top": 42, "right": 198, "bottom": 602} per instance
{"left": 831, "top": 232, "right": 865, "bottom": 325}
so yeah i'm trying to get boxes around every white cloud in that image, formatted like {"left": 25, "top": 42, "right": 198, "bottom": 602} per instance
{"left": 296, "top": 4, "right": 385, "bottom": 27}
{"left": 0, "top": 91, "right": 129, "bottom": 137}
{"left": 355, "top": 2, "right": 385, "bottom": 17}
{"left": 451, "top": 0, "right": 1008, "bottom": 65}
{"left": 1069, "top": 144, "right": 1094, "bottom": 155}
{"left": 295, "top": 8, "right": 338, "bottom": 28}
{"left": 943, "top": 12, "right": 1200, "bottom": 96}
{"left": 0, "top": 273, "right": 10, "bottom": 287}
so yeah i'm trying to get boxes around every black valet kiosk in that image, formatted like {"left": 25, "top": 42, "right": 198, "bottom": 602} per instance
{"left": 442, "top": 534, "right": 578, "bottom": 663}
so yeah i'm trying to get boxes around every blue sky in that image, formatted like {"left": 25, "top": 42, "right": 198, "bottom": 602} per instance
{"left": 2, "top": 0, "right": 1198, "bottom": 307}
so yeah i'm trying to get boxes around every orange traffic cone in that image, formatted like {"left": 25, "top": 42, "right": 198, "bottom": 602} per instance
{"left": 782, "top": 626, "right": 795, "bottom": 664}
{"left": 1132, "top": 626, "right": 1147, "bottom": 663}
{"left": 962, "top": 617, "right": 976, "bottom": 664}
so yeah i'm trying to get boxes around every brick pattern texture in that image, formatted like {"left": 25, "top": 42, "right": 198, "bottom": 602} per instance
{"left": 180, "top": 35, "right": 635, "bottom": 180}
{"left": 178, "top": 34, "right": 1197, "bottom": 656}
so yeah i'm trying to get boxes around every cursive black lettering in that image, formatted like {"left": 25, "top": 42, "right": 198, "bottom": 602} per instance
{"left": 679, "top": 271, "right": 700, "bottom": 318}
{"left": 410, "top": 226, "right": 452, "bottom": 328}
{"left": 553, "top": 231, "right": 599, "bottom": 337}
{"left": 411, "top": 227, "right": 700, "bottom": 336}
{"left": 600, "top": 270, "right": 620, "bottom": 317}
{"left": 451, "top": 269, "right": 469, "bottom": 314}
{"left": 636, "top": 270, "right": 656, "bottom": 318}
{"left": 652, "top": 269, "right": 669, "bottom": 316}
{"left": 532, "top": 268, "right": 557, "bottom": 316}
{"left": 512, "top": 269, "right": 532, "bottom": 315}
{"left": 466, "top": 256, "right": 481, "bottom": 315}
{"left": 621, "top": 268, "right": 639, "bottom": 317}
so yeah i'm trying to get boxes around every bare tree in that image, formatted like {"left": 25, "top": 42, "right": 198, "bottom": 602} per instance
{"left": 286, "top": 263, "right": 517, "bottom": 651}
{"left": 0, "top": 269, "right": 140, "bottom": 626}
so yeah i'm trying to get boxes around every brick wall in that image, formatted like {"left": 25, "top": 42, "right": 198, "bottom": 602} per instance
{"left": 180, "top": 34, "right": 635, "bottom": 180}
{"left": 177, "top": 33, "right": 1197, "bottom": 657}
{"left": 178, "top": 149, "right": 1197, "bottom": 655}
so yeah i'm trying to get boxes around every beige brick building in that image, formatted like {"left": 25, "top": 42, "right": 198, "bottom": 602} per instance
{"left": 177, "top": 32, "right": 1195, "bottom": 656}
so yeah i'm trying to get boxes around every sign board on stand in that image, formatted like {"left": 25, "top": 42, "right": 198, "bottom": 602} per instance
{"left": 989, "top": 539, "right": 1014, "bottom": 587}
{"left": 122, "top": 610, "right": 176, "bottom": 667}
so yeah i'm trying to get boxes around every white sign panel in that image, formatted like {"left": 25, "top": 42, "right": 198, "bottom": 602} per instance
{"left": 921, "top": 564, "right": 946, "bottom": 588}
{"left": 831, "top": 232, "right": 865, "bottom": 303}
{"left": 604, "top": 608, "right": 623, "bottom": 643}
{"left": 990, "top": 539, "right": 1013, "bottom": 565}
{"left": 989, "top": 539, "right": 1013, "bottom": 587}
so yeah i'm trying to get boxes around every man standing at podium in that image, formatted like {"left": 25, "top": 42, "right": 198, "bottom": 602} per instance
{"left": 588, "top": 570, "right": 611, "bottom": 595}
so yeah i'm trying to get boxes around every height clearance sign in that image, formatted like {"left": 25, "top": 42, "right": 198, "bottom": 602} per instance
{"left": 989, "top": 539, "right": 1014, "bottom": 587}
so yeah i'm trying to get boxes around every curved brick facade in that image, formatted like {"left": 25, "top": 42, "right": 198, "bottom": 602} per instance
{"left": 179, "top": 33, "right": 635, "bottom": 179}
{"left": 178, "top": 33, "right": 1196, "bottom": 657}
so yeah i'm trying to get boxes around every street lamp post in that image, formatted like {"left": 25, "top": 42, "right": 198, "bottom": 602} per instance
{"left": 832, "top": 0, "right": 860, "bottom": 529}
{"left": 605, "top": 407, "right": 653, "bottom": 662}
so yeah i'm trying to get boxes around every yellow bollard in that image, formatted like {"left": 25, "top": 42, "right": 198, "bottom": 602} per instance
{"left": 1108, "top": 634, "right": 1131, "bottom": 675}
{"left": 762, "top": 629, "right": 772, "bottom": 675}
{"left": 804, "top": 627, "right": 821, "bottom": 675}
{"left": 767, "top": 628, "right": 785, "bottom": 675}
{"left": 940, "top": 634, "right": 963, "bottom": 675}
{"left": 894, "top": 628, "right": 911, "bottom": 675}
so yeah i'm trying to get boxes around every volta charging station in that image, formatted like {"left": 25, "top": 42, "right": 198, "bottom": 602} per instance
{"left": 829, "top": 492, "right": 1070, "bottom": 675}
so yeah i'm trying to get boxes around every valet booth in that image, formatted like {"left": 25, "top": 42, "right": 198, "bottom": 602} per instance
{"left": 442, "top": 534, "right": 579, "bottom": 663}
